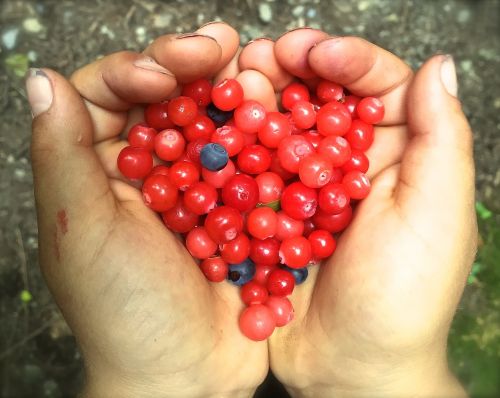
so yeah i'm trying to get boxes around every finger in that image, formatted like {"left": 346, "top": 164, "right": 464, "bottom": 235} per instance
{"left": 144, "top": 33, "right": 222, "bottom": 83}
{"left": 214, "top": 47, "right": 242, "bottom": 84}
{"left": 236, "top": 70, "right": 278, "bottom": 111}
{"left": 307, "top": 37, "right": 413, "bottom": 125}
{"left": 196, "top": 21, "right": 240, "bottom": 74}
{"left": 274, "top": 28, "right": 329, "bottom": 79}
{"left": 239, "top": 38, "right": 294, "bottom": 91}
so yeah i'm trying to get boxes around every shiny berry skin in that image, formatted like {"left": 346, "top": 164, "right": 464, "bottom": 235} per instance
{"left": 266, "top": 269, "right": 295, "bottom": 296}
{"left": 247, "top": 207, "right": 278, "bottom": 240}
{"left": 144, "top": 101, "right": 175, "bottom": 130}
{"left": 234, "top": 100, "right": 267, "bottom": 133}
{"left": 281, "top": 182, "right": 318, "bottom": 221}
{"left": 161, "top": 198, "right": 199, "bottom": 233}
{"left": 200, "top": 143, "right": 229, "bottom": 171}
{"left": 277, "top": 135, "right": 314, "bottom": 173}
{"left": 329, "top": 168, "right": 344, "bottom": 184}
{"left": 291, "top": 101, "right": 316, "bottom": 129}
{"left": 186, "top": 226, "right": 218, "bottom": 259}
{"left": 344, "top": 95, "right": 361, "bottom": 117}
{"left": 204, "top": 205, "right": 244, "bottom": 244}
{"left": 167, "top": 96, "right": 198, "bottom": 126}
{"left": 227, "top": 258, "right": 256, "bottom": 286}
{"left": 301, "top": 130, "right": 322, "bottom": 150}
{"left": 312, "top": 206, "right": 353, "bottom": 233}
{"left": 281, "top": 82, "right": 310, "bottom": 111}
{"left": 318, "top": 183, "right": 350, "bottom": 214}
{"left": 206, "top": 103, "right": 234, "bottom": 127}
{"left": 265, "top": 296, "right": 294, "bottom": 327}
{"left": 169, "top": 161, "right": 200, "bottom": 191}
{"left": 316, "top": 80, "right": 344, "bottom": 103}
{"left": 237, "top": 145, "right": 272, "bottom": 175}
{"left": 345, "top": 119, "right": 374, "bottom": 151}
{"left": 342, "top": 171, "right": 371, "bottom": 200}
{"left": 127, "top": 123, "right": 157, "bottom": 151}
{"left": 186, "top": 138, "right": 209, "bottom": 165}
{"left": 154, "top": 129, "right": 186, "bottom": 161}
{"left": 241, "top": 281, "right": 269, "bottom": 305}
{"left": 221, "top": 174, "right": 259, "bottom": 212}
{"left": 182, "top": 78, "right": 213, "bottom": 107}
{"left": 211, "top": 125, "right": 245, "bottom": 157}
{"left": 253, "top": 264, "right": 278, "bottom": 285}
{"left": 317, "top": 135, "right": 352, "bottom": 168}
{"left": 279, "top": 236, "right": 312, "bottom": 269}
{"left": 249, "top": 238, "right": 280, "bottom": 266}
{"left": 239, "top": 304, "right": 275, "bottom": 341}
{"left": 280, "top": 265, "right": 308, "bottom": 285}
{"left": 117, "top": 146, "right": 153, "bottom": 180}
{"left": 356, "top": 97, "right": 385, "bottom": 124}
{"left": 257, "top": 112, "right": 292, "bottom": 148}
{"left": 243, "top": 132, "right": 258, "bottom": 146}
{"left": 308, "top": 230, "right": 336, "bottom": 260}
{"left": 221, "top": 232, "right": 251, "bottom": 264}
{"left": 150, "top": 164, "right": 170, "bottom": 176}
{"left": 211, "top": 78, "right": 244, "bottom": 111}
{"left": 141, "top": 174, "right": 178, "bottom": 212}
{"left": 183, "top": 114, "right": 216, "bottom": 141}
{"left": 341, "top": 149, "right": 369, "bottom": 173}
{"left": 316, "top": 102, "right": 352, "bottom": 136}
{"left": 201, "top": 159, "right": 236, "bottom": 188}
{"left": 270, "top": 151, "right": 295, "bottom": 181}
{"left": 183, "top": 181, "right": 218, "bottom": 215}
{"left": 255, "top": 172, "right": 284, "bottom": 204}
{"left": 200, "top": 257, "right": 228, "bottom": 282}
{"left": 298, "top": 154, "right": 334, "bottom": 188}
{"left": 302, "top": 218, "right": 316, "bottom": 237}
{"left": 275, "top": 211, "right": 305, "bottom": 241}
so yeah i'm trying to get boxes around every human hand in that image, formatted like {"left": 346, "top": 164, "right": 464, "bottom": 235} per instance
{"left": 263, "top": 30, "right": 476, "bottom": 397}
{"left": 26, "top": 23, "right": 269, "bottom": 398}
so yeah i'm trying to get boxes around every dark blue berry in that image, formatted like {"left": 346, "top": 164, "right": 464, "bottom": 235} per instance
{"left": 200, "top": 143, "right": 229, "bottom": 171}
{"left": 280, "top": 265, "right": 308, "bottom": 285}
{"left": 227, "top": 258, "right": 256, "bottom": 286}
{"left": 207, "top": 103, "right": 233, "bottom": 127}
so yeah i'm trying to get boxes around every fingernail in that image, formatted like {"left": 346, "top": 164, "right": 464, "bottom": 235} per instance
{"left": 440, "top": 55, "right": 457, "bottom": 97}
{"left": 133, "top": 56, "right": 174, "bottom": 76}
{"left": 308, "top": 36, "right": 342, "bottom": 55}
{"left": 246, "top": 37, "right": 273, "bottom": 46}
{"left": 277, "top": 27, "right": 314, "bottom": 40}
{"left": 176, "top": 32, "right": 217, "bottom": 42}
{"left": 198, "top": 20, "right": 226, "bottom": 29}
{"left": 25, "top": 68, "right": 53, "bottom": 118}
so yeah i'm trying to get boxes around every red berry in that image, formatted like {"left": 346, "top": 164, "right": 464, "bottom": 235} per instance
{"left": 241, "top": 281, "right": 269, "bottom": 305}
{"left": 255, "top": 172, "right": 285, "bottom": 204}
{"left": 266, "top": 269, "right": 295, "bottom": 296}
{"left": 356, "top": 97, "right": 384, "bottom": 124}
{"left": 204, "top": 205, "right": 244, "bottom": 244}
{"left": 183, "top": 181, "right": 218, "bottom": 215}
{"left": 308, "top": 230, "right": 336, "bottom": 260}
{"left": 344, "top": 95, "right": 361, "bottom": 117}
{"left": 186, "top": 226, "right": 218, "bottom": 259}
{"left": 117, "top": 146, "right": 153, "bottom": 180}
{"left": 302, "top": 218, "right": 316, "bottom": 237}
{"left": 275, "top": 211, "right": 305, "bottom": 241}
{"left": 282, "top": 82, "right": 310, "bottom": 111}
{"left": 318, "top": 183, "right": 350, "bottom": 214}
{"left": 243, "top": 131, "right": 258, "bottom": 146}
{"left": 150, "top": 164, "right": 170, "bottom": 176}
{"left": 200, "top": 256, "right": 228, "bottom": 282}
{"left": 342, "top": 171, "right": 371, "bottom": 200}
{"left": 316, "top": 102, "right": 352, "bottom": 136}
{"left": 277, "top": 135, "right": 314, "bottom": 173}
{"left": 161, "top": 197, "right": 199, "bottom": 233}
{"left": 237, "top": 144, "right": 272, "bottom": 175}
{"left": 301, "top": 130, "right": 322, "bottom": 150}
{"left": 298, "top": 154, "right": 333, "bottom": 188}
{"left": 182, "top": 78, "right": 213, "bottom": 107}
{"left": 329, "top": 168, "right": 344, "bottom": 184}
{"left": 279, "top": 236, "right": 312, "bottom": 269}
{"left": 317, "top": 135, "right": 352, "bottom": 168}
{"left": 127, "top": 123, "right": 157, "bottom": 151}
{"left": 201, "top": 159, "right": 236, "bottom": 188}
{"left": 154, "top": 129, "right": 186, "bottom": 161}
{"left": 312, "top": 206, "right": 353, "bottom": 233}
{"left": 186, "top": 138, "right": 209, "bottom": 165}
{"left": 221, "top": 232, "right": 251, "bottom": 264}
{"left": 345, "top": 119, "right": 374, "bottom": 151}
{"left": 183, "top": 114, "right": 216, "bottom": 141}
{"left": 265, "top": 296, "right": 294, "bottom": 327}
{"left": 253, "top": 264, "right": 278, "bottom": 285}
{"left": 167, "top": 96, "right": 198, "bottom": 126}
{"left": 257, "top": 112, "right": 292, "bottom": 148}
{"left": 221, "top": 174, "right": 259, "bottom": 212}
{"left": 291, "top": 101, "right": 316, "bottom": 129}
{"left": 281, "top": 182, "right": 318, "bottom": 220}
{"left": 316, "top": 80, "right": 344, "bottom": 103}
{"left": 211, "top": 125, "right": 245, "bottom": 157}
{"left": 239, "top": 304, "right": 276, "bottom": 341}
{"left": 169, "top": 161, "right": 200, "bottom": 191}
{"left": 247, "top": 207, "right": 278, "bottom": 240}
{"left": 144, "top": 101, "right": 175, "bottom": 130}
{"left": 249, "top": 238, "right": 280, "bottom": 266}
{"left": 270, "top": 151, "right": 295, "bottom": 181}
{"left": 211, "top": 79, "right": 244, "bottom": 111}
{"left": 234, "top": 100, "right": 267, "bottom": 133}
{"left": 341, "top": 150, "right": 369, "bottom": 173}
{"left": 142, "top": 174, "right": 178, "bottom": 212}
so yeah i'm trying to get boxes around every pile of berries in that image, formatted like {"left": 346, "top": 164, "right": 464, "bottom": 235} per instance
{"left": 117, "top": 77, "right": 384, "bottom": 341}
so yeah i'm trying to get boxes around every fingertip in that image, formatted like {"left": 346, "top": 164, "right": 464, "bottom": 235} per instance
{"left": 236, "top": 70, "right": 278, "bottom": 111}
{"left": 196, "top": 22, "right": 240, "bottom": 73}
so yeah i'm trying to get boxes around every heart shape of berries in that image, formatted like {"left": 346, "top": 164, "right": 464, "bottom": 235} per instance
{"left": 117, "top": 77, "right": 384, "bottom": 341}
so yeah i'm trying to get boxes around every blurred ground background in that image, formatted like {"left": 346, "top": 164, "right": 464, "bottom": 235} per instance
{"left": 0, "top": 0, "right": 499, "bottom": 396}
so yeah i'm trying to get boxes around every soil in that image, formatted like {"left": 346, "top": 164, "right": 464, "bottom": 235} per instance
{"left": 0, "top": 0, "right": 499, "bottom": 397}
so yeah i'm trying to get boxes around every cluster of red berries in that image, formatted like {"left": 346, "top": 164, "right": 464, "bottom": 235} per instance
{"left": 117, "top": 76, "right": 384, "bottom": 341}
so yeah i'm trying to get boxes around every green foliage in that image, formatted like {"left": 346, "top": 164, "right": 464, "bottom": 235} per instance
{"left": 449, "top": 203, "right": 500, "bottom": 397}
{"left": 5, "top": 53, "right": 29, "bottom": 78}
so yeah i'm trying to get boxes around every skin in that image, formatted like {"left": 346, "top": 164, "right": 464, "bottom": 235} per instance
{"left": 28, "top": 23, "right": 476, "bottom": 397}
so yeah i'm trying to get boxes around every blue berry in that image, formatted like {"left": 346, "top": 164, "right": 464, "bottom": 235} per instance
{"left": 227, "top": 258, "right": 256, "bottom": 286}
{"left": 281, "top": 265, "right": 308, "bottom": 285}
{"left": 200, "top": 143, "right": 229, "bottom": 171}
{"left": 207, "top": 103, "right": 234, "bottom": 127}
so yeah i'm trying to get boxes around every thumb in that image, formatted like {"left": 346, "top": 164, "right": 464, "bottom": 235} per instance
{"left": 27, "top": 68, "right": 115, "bottom": 241}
